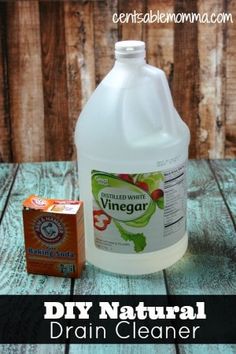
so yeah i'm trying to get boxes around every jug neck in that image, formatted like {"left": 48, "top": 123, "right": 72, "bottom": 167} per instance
{"left": 115, "top": 57, "right": 146, "bottom": 66}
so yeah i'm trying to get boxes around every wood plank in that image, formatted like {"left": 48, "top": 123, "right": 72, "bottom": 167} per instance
{"left": 210, "top": 159, "right": 236, "bottom": 224}
{"left": 164, "top": 160, "right": 236, "bottom": 354}
{"left": 70, "top": 342, "right": 176, "bottom": 354}
{"left": 225, "top": 0, "right": 236, "bottom": 157}
{"left": 118, "top": 0, "right": 144, "bottom": 40}
{"left": 0, "top": 2, "right": 11, "bottom": 162}
{"left": 197, "top": 0, "right": 226, "bottom": 158}
{"left": 146, "top": 0, "right": 174, "bottom": 85}
{"left": 64, "top": 1, "right": 96, "bottom": 160}
{"left": 6, "top": 1, "right": 45, "bottom": 162}
{"left": 39, "top": 2, "right": 70, "bottom": 161}
{"left": 0, "top": 344, "right": 65, "bottom": 354}
{"left": 74, "top": 264, "right": 168, "bottom": 295}
{"left": 0, "top": 164, "right": 17, "bottom": 219}
{"left": 172, "top": 0, "right": 199, "bottom": 158}
{"left": 64, "top": 0, "right": 96, "bottom": 105}
{"left": 93, "top": 0, "right": 118, "bottom": 85}
{"left": 178, "top": 344, "right": 236, "bottom": 354}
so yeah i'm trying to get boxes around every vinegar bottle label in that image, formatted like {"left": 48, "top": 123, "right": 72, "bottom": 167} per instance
{"left": 91, "top": 162, "right": 187, "bottom": 254}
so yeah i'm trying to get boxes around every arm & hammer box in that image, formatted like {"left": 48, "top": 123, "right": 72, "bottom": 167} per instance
{"left": 22, "top": 195, "right": 85, "bottom": 278}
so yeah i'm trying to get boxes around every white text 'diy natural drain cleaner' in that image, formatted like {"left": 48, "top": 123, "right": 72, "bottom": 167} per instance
{"left": 75, "top": 40, "right": 190, "bottom": 275}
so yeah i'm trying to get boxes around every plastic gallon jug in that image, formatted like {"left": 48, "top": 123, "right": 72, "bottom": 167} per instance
{"left": 75, "top": 40, "right": 190, "bottom": 275}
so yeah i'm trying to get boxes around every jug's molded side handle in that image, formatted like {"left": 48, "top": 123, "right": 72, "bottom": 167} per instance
{"left": 145, "top": 64, "right": 177, "bottom": 135}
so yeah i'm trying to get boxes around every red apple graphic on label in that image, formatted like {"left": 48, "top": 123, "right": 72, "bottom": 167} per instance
{"left": 135, "top": 181, "right": 149, "bottom": 192}
{"left": 118, "top": 174, "right": 133, "bottom": 183}
{"left": 151, "top": 189, "right": 164, "bottom": 201}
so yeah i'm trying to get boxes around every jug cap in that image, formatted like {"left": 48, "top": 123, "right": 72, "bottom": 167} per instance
{"left": 115, "top": 40, "right": 145, "bottom": 59}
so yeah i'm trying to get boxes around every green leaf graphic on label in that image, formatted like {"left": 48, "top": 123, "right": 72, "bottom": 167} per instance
{"left": 156, "top": 196, "right": 164, "bottom": 209}
{"left": 124, "top": 201, "right": 156, "bottom": 227}
{"left": 136, "top": 172, "right": 164, "bottom": 194}
{"left": 114, "top": 220, "right": 146, "bottom": 253}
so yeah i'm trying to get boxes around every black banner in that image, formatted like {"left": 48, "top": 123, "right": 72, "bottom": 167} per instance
{"left": 0, "top": 295, "right": 235, "bottom": 344}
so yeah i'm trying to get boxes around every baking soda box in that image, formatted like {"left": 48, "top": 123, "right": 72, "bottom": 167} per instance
{"left": 22, "top": 195, "right": 85, "bottom": 278}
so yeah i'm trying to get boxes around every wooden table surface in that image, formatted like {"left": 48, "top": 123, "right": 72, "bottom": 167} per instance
{"left": 0, "top": 160, "right": 235, "bottom": 354}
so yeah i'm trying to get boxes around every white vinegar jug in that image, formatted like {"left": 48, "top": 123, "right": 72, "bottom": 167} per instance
{"left": 75, "top": 40, "right": 190, "bottom": 275}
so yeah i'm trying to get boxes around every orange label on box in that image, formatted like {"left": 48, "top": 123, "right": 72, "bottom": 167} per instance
{"left": 22, "top": 195, "right": 85, "bottom": 278}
